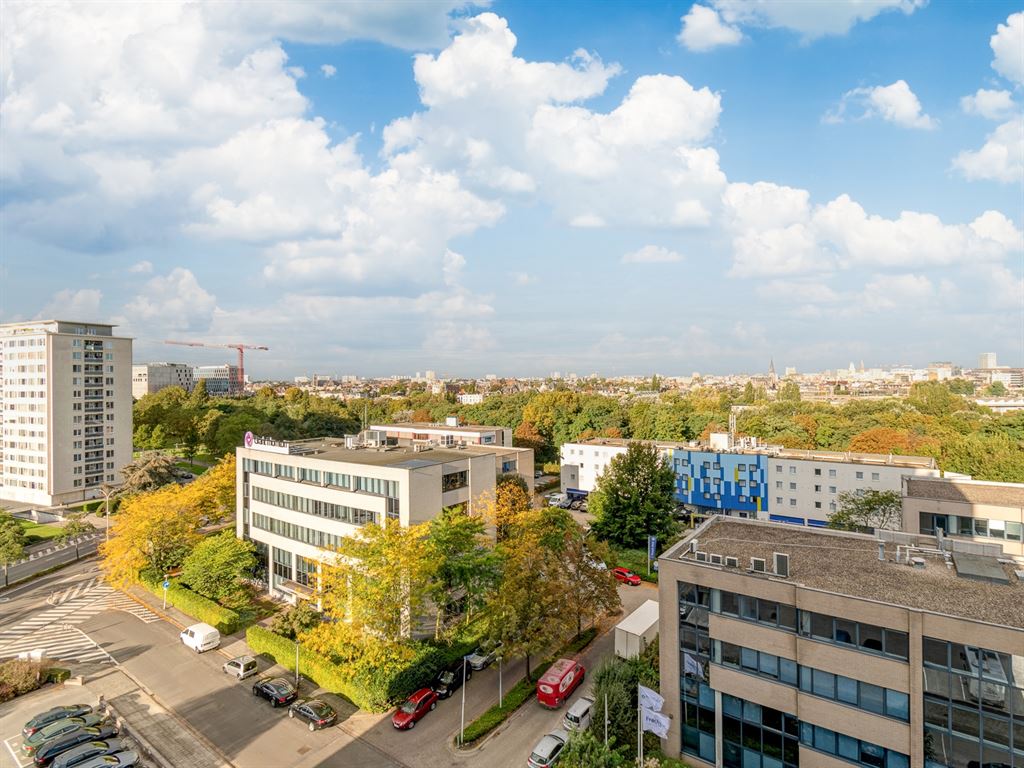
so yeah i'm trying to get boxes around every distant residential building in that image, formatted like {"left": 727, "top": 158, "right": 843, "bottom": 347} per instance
{"left": 560, "top": 436, "right": 944, "bottom": 526}
{"left": 784, "top": 367, "right": 797, "bottom": 377}
{"left": 131, "top": 363, "right": 194, "bottom": 399}
{"left": 293, "top": 376, "right": 310, "bottom": 384}
{"left": 974, "top": 396, "right": 1024, "bottom": 413}
{"left": 236, "top": 432, "right": 533, "bottom": 605}
{"left": 904, "top": 475, "right": 1024, "bottom": 558}
{"left": 979, "top": 352, "right": 998, "bottom": 369}
{"left": 194, "top": 364, "right": 240, "bottom": 396}
{"left": 657, "top": 516, "right": 1023, "bottom": 768}
{"left": 457, "top": 392, "right": 484, "bottom": 405}
{"left": 1, "top": 320, "right": 132, "bottom": 506}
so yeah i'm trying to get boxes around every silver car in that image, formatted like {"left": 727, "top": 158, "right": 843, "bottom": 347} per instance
{"left": 222, "top": 654, "right": 259, "bottom": 680}
{"left": 527, "top": 729, "right": 568, "bottom": 768}
{"left": 467, "top": 645, "right": 501, "bottom": 671}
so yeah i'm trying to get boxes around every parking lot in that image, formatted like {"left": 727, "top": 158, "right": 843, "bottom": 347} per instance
{"left": 0, "top": 683, "right": 103, "bottom": 768}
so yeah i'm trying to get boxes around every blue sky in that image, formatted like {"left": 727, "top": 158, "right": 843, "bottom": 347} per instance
{"left": 1, "top": 1, "right": 1021, "bottom": 378}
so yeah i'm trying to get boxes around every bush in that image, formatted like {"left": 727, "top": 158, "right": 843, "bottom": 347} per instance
{"left": 247, "top": 626, "right": 365, "bottom": 707}
{"left": 270, "top": 602, "right": 322, "bottom": 641}
{"left": 139, "top": 575, "right": 242, "bottom": 634}
{"left": 0, "top": 660, "right": 42, "bottom": 703}
{"left": 44, "top": 668, "right": 71, "bottom": 684}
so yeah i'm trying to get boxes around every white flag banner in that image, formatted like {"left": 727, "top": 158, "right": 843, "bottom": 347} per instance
{"left": 641, "top": 706, "right": 671, "bottom": 738}
{"left": 638, "top": 684, "right": 664, "bottom": 712}
{"left": 683, "top": 652, "right": 705, "bottom": 680}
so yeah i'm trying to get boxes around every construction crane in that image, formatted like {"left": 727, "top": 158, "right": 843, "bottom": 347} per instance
{"left": 164, "top": 340, "right": 269, "bottom": 393}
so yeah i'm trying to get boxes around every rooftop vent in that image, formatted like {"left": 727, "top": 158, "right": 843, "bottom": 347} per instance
{"left": 689, "top": 539, "right": 699, "bottom": 554}
{"left": 877, "top": 542, "right": 885, "bottom": 562}
{"left": 773, "top": 552, "right": 790, "bottom": 578}
{"left": 695, "top": 551, "right": 708, "bottom": 562}
{"left": 709, "top": 553, "right": 723, "bottom": 565}
{"left": 911, "top": 557, "right": 926, "bottom": 569}
{"left": 750, "top": 557, "right": 766, "bottom": 573}
{"left": 725, "top": 556, "right": 739, "bottom": 568}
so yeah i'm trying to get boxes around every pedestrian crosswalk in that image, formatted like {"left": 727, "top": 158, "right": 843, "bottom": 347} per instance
{"left": 0, "top": 577, "right": 162, "bottom": 666}
{"left": 0, "top": 624, "right": 115, "bottom": 665}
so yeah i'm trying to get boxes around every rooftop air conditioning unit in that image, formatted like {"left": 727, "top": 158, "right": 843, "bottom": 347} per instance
{"left": 773, "top": 552, "right": 790, "bottom": 578}
{"left": 724, "top": 556, "right": 739, "bottom": 568}
{"left": 709, "top": 553, "right": 723, "bottom": 565}
{"left": 750, "top": 557, "right": 766, "bottom": 573}
{"left": 695, "top": 551, "right": 708, "bottom": 562}
{"left": 689, "top": 539, "right": 699, "bottom": 554}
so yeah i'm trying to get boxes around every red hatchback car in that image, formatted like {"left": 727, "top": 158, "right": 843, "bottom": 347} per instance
{"left": 391, "top": 688, "right": 438, "bottom": 730}
{"left": 612, "top": 567, "right": 642, "bottom": 586}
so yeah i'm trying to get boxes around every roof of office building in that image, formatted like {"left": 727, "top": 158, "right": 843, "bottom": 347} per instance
{"left": 569, "top": 437, "right": 937, "bottom": 469}
{"left": 666, "top": 518, "right": 1024, "bottom": 630}
{"left": 904, "top": 476, "right": 1024, "bottom": 506}
{"left": 372, "top": 421, "right": 508, "bottom": 434}
{"left": 243, "top": 437, "right": 519, "bottom": 468}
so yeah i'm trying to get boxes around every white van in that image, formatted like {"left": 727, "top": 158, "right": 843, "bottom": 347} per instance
{"left": 180, "top": 623, "right": 220, "bottom": 653}
{"left": 562, "top": 695, "right": 594, "bottom": 731}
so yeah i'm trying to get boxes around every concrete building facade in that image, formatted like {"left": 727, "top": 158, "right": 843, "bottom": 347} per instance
{"left": 369, "top": 420, "right": 513, "bottom": 449}
{"left": 0, "top": 320, "right": 132, "bottom": 506}
{"left": 194, "top": 364, "right": 240, "bottom": 396}
{"left": 131, "top": 363, "right": 194, "bottom": 399}
{"left": 560, "top": 437, "right": 944, "bottom": 526}
{"left": 236, "top": 432, "right": 533, "bottom": 603}
{"left": 658, "top": 517, "right": 1024, "bottom": 768}
{"left": 902, "top": 476, "right": 1024, "bottom": 558}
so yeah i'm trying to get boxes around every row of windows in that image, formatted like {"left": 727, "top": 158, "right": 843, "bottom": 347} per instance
{"left": 442, "top": 470, "right": 468, "bottom": 492}
{"left": 243, "top": 459, "right": 400, "bottom": 498}
{"left": 715, "top": 641, "right": 910, "bottom": 721}
{"left": 920, "top": 513, "right": 1024, "bottom": 542}
{"left": 721, "top": 694, "right": 799, "bottom": 768}
{"left": 252, "top": 513, "right": 343, "bottom": 550}
{"left": 717, "top": 590, "right": 910, "bottom": 661}
{"left": 799, "top": 722, "right": 908, "bottom": 768}
{"left": 250, "top": 485, "right": 376, "bottom": 526}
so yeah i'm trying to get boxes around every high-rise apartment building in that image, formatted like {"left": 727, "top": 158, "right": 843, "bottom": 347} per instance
{"left": 979, "top": 352, "right": 998, "bottom": 370}
{"left": 194, "top": 364, "right": 240, "bottom": 396}
{"left": 0, "top": 320, "right": 132, "bottom": 506}
{"left": 658, "top": 517, "right": 1023, "bottom": 768}
{"left": 131, "top": 362, "right": 194, "bottom": 399}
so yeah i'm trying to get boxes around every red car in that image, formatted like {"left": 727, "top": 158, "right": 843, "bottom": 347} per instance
{"left": 391, "top": 688, "right": 438, "bottom": 730}
{"left": 612, "top": 567, "right": 642, "bottom": 586}
{"left": 537, "top": 658, "right": 585, "bottom": 708}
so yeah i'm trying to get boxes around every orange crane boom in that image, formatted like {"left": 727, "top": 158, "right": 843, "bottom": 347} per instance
{"left": 164, "top": 340, "right": 269, "bottom": 393}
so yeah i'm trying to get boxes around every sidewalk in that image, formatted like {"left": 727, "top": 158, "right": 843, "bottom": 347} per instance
{"left": 86, "top": 666, "right": 230, "bottom": 768}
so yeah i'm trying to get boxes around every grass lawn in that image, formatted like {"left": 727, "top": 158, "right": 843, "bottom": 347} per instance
{"left": 175, "top": 461, "right": 209, "bottom": 476}
{"left": 614, "top": 547, "right": 658, "bottom": 583}
{"left": 19, "top": 520, "right": 65, "bottom": 546}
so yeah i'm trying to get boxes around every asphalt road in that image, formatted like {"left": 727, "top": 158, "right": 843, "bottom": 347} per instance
{"left": 3, "top": 538, "right": 100, "bottom": 587}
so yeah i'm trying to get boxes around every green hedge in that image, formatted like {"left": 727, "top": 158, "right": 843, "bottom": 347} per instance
{"left": 246, "top": 622, "right": 487, "bottom": 712}
{"left": 460, "top": 627, "right": 599, "bottom": 746}
{"left": 139, "top": 575, "right": 241, "bottom": 634}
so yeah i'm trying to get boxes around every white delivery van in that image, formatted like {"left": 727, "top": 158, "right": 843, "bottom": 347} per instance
{"left": 180, "top": 623, "right": 220, "bottom": 653}
{"left": 562, "top": 695, "right": 594, "bottom": 731}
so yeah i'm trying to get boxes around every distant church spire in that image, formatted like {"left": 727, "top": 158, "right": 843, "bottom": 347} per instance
{"left": 768, "top": 357, "right": 778, "bottom": 387}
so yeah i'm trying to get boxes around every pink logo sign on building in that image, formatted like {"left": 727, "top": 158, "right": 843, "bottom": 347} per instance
{"left": 244, "top": 431, "right": 254, "bottom": 448}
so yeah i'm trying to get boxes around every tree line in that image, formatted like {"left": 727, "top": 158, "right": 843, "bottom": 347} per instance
{"left": 134, "top": 380, "right": 1024, "bottom": 482}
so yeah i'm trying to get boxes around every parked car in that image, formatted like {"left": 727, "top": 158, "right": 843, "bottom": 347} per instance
{"left": 23, "top": 706, "right": 94, "bottom": 737}
{"left": 612, "top": 567, "right": 642, "bottom": 586}
{"left": 557, "top": 499, "right": 573, "bottom": 509}
{"left": 535, "top": 470, "right": 543, "bottom": 478}
{"left": 562, "top": 696, "right": 594, "bottom": 732}
{"left": 34, "top": 726, "right": 118, "bottom": 767}
{"left": 288, "top": 699, "right": 337, "bottom": 731}
{"left": 252, "top": 677, "right": 298, "bottom": 707}
{"left": 391, "top": 688, "right": 438, "bottom": 730}
{"left": 50, "top": 739, "right": 126, "bottom": 768}
{"left": 467, "top": 644, "right": 501, "bottom": 671}
{"left": 74, "top": 751, "right": 140, "bottom": 768}
{"left": 569, "top": 500, "right": 582, "bottom": 510}
{"left": 222, "top": 655, "right": 259, "bottom": 680}
{"left": 537, "top": 659, "right": 585, "bottom": 709}
{"left": 23, "top": 715, "right": 107, "bottom": 756}
{"left": 432, "top": 658, "right": 473, "bottom": 699}
{"left": 180, "top": 622, "right": 220, "bottom": 653}
{"left": 527, "top": 729, "right": 569, "bottom": 768}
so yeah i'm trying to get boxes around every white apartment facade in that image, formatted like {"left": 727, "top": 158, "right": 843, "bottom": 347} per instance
{"left": 131, "top": 363, "right": 194, "bottom": 399}
{"left": 236, "top": 432, "right": 533, "bottom": 602}
{"left": 0, "top": 320, "right": 132, "bottom": 507}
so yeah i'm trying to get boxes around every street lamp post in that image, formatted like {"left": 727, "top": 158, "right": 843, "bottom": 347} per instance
{"left": 100, "top": 484, "right": 115, "bottom": 546}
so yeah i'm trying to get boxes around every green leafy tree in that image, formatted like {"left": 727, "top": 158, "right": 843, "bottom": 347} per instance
{"left": 117, "top": 451, "right": 178, "bottom": 495}
{"left": 562, "top": 525, "right": 620, "bottom": 638}
{"left": 559, "top": 730, "right": 625, "bottom": 768}
{"left": 778, "top": 381, "right": 801, "bottom": 402}
{"left": 57, "top": 513, "right": 96, "bottom": 545}
{"left": 0, "top": 513, "right": 27, "bottom": 588}
{"left": 589, "top": 443, "right": 676, "bottom": 548}
{"left": 428, "top": 506, "right": 500, "bottom": 638}
{"left": 985, "top": 381, "right": 1008, "bottom": 396}
{"left": 828, "top": 490, "right": 903, "bottom": 533}
{"left": 271, "top": 601, "right": 323, "bottom": 640}
{"left": 946, "top": 378, "right": 975, "bottom": 395}
{"left": 180, "top": 531, "right": 256, "bottom": 603}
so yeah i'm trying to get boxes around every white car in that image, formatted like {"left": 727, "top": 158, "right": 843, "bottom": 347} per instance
{"left": 467, "top": 645, "right": 501, "bottom": 670}
{"left": 562, "top": 696, "right": 594, "bottom": 731}
{"left": 527, "top": 729, "right": 568, "bottom": 768}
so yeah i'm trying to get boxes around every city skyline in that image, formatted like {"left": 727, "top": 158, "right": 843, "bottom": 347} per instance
{"left": 2, "top": 1, "right": 1022, "bottom": 377}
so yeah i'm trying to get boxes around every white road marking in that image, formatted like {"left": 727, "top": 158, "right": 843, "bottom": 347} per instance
{"left": 3, "top": 735, "right": 32, "bottom": 768}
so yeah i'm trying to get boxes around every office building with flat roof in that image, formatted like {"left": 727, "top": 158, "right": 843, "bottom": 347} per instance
{"left": 903, "top": 476, "right": 1024, "bottom": 558}
{"left": 560, "top": 437, "right": 944, "bottom": 526}
{"left": 370, "top": 418, "right": 513, "bottom": 448}
{"left": 658, "top": 517, "right": 1023, "bottom": 768}
{"left": 236, "top": 432, "right": 533, "bottom": 604}
{"left": 1, "top": 320, "right": 132, "bottom": 506}
{"left": 194, "top": 364, "right": 240, "bottom": 396}
{"left": 131, "top": 362, "right": 194, "bottom": 399}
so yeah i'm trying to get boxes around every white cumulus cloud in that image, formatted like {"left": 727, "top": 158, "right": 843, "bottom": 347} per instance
{"left": 825, "top": 80, "right": 936, "bottom": 129}
{"left": 129, "top": 260, "right": 154, "bottom": 274}
{"left": 709, "top": 0, "right": 925, "bottom": 40}
{"left": 320, "top": 64, "right": 337, "bottom": 78}
{"left": 622, "top": 245, "right": 684, "bottom": 263}
{"left": 960, "top": 88, "right": 1016, "bottom": 121}
{"left": 38, "top": 289, "right": 103, "bottom": 321}
{"left": 953, "top": 118, "right": 1024, "bottom": 184}
{"left": 122, "top": 267, "right": 217, "bottom": 333}
{"left": 678, "top": 5, "right": 743, "bottom": 52}
{"left": 991, "top": 12, "right": 1024, "bottom": 85}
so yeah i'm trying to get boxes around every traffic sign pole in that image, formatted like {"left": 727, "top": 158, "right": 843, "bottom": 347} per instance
{"left": 162, "top": 575, "right": 170, "bottom": 610}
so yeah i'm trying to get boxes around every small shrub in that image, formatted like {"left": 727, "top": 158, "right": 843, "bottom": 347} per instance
{"left": 139, "top": 574, "right": 242, "bottom": 634}
{"left": 0, "top": 660, "right": 42, "bottom": 703}
{"left": 270, "top": 601, "right": 322, "bottom": 640}
{"left": 44, "top": 668, "right": 71, "bottom": 684}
